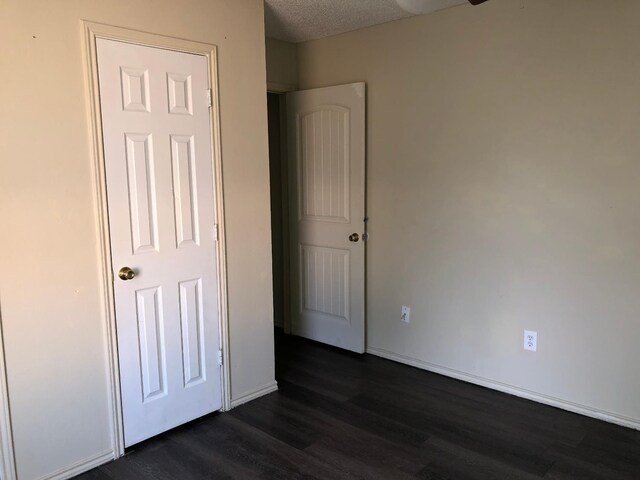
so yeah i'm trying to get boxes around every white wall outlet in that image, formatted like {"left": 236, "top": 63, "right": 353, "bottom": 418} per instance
{"left": 524, "top": 330, "right": 537, "bottom": 352}
{"left": 401, "top": 306, "right": 411, "bottom": 323}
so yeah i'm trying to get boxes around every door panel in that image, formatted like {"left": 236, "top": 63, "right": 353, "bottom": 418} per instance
{"left": 287, "top": 83, "right": 366, "bottom": 353}
{"left": 300, "top": 245, "right": 350, "bottom": 320}
{"left": 299, "top": 107, "right": 350, "bottom": 222}
{"left": 96, "top": 38, "right": 221, "bottom": 447}
{"left": 135, "top": 286, "right": 166, "bottom": 401}
{"left": 171, "top": 134, "right": 199, "bottom": 247}
{"left": 179, "top": 278, "right": 205, "bottom": 386}
{"left": 124, "top": 133, "right": 158, "bottom": 253}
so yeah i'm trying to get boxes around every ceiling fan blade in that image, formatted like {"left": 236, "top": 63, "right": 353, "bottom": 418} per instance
{"left": 469, "top": 0, "right": 489, "bottom": 4}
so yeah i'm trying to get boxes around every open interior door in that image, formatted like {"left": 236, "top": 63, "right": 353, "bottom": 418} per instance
{"left": 286, "top": 83, "right": 366, "bottom": 353}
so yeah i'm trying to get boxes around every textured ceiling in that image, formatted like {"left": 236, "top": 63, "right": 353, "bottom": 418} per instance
{"left": 265, "top": 0, "right": 468, "bottom": 43}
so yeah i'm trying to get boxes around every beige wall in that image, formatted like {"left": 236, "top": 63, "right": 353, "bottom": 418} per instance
{"left": 0, "top": 0, "right": 274, "bottom": 478}
{"left": 297, "top": 0, "right": 640, "bottom": 424}
{"left": 266, "top": 37, "right": 298, "bottom": 89}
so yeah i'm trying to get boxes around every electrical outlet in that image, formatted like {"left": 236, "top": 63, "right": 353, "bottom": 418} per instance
{"left": 401, "top": 306, "right": 411, "bottom": 323}
{"left": 524, "top": 330, "right": 537, "bottom": 352}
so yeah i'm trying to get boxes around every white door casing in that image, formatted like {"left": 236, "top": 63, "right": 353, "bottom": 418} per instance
{"left": 96, "top": 38, "right": 222, "bottom": 446}
{"left": 0, "top": 313, "right": 17, "bottom": 480}
{"left": 287, "top": 83, "right": 366, "bottom": 353}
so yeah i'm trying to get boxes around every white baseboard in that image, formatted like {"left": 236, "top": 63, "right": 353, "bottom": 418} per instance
{"left": 230, "top": 381, "right": 278, "bottom": 409}
{"left": 28, "top": 381, "right": 276, "bottom": 479}
{"left": 31, "top": 380, "right": 278, "bottom": 479}
{"left": 366, "top": 346, "right": 640, "bottom": 431}
{"left": 36, "top": 450, "right": 114, "bottom": 480}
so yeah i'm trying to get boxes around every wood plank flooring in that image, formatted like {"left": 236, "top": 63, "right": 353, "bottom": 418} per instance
{"left": 76, "top": 330, "right": 640, "bottom": 479}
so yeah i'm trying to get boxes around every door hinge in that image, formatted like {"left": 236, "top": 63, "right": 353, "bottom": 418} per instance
{"left": 217, "top": 350, "right": 223, "bottom": 366}
{"left": 213, "top": 224, "right": 219, "bottom": 242}
{"left": 206, "top": 89, "right": 212, "bottom": 108}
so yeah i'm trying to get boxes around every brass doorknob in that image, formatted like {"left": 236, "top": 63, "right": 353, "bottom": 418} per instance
{"left": 118, "top": 267, "right": 136, "bottom": 281}
{"left": 349, "top": 233, "right": 360, "bottom": 242}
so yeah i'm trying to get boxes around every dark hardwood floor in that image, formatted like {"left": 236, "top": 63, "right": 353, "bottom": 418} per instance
{"left": 76, "top": 330, "right": 640, "bottom": 479}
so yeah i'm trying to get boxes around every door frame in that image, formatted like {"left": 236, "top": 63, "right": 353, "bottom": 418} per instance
{"left": 81, "top": 21, "right": 231, "bottom": 458}
{"left": 0, "top": 308, "right": 17, "bottom": 480}
{"left": 266, "top": 86, "right": 293, "bottom": 334}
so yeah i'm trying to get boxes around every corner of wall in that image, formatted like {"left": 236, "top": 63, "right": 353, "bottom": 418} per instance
{"left": 265, "top": 37, "right": 298, "bottom": 91}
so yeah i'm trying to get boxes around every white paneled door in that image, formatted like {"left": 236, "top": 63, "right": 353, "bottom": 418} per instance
{"left": 96, "top": 38, "right": 222, "bottom": 447}
{"left": 287, "top": 83, "right": 366, "bottom": 353}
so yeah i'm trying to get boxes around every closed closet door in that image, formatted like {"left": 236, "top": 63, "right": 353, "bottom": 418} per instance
{"left": 97, "top": 38, "right": 222, "bottom": 446}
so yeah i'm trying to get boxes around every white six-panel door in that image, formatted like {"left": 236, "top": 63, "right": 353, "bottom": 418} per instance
{"left": 287, "top": 83, "right": 366, "bottom": 353}
{"left": 96, "top": 38, "right": 222, "bottom": 446}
